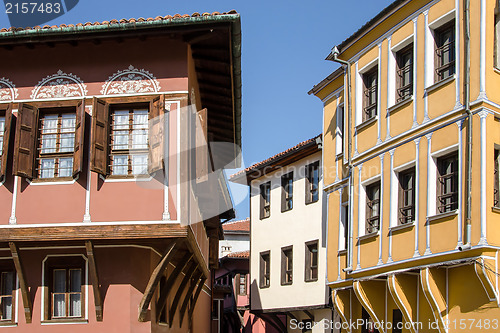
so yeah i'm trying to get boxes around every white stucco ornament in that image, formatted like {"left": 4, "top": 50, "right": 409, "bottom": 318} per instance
{"left": 101, "top": 65, "right": 161, "bottom": 95}
{"left": 0, "top": 77, "right": 19, "bottom": 101}
{"left": 31, "top": 70, "right": 87, "bottom": 99}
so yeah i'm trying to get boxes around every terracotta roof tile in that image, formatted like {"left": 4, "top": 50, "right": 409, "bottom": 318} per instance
{"left": 0, "top": 10, "right": 239, "bottom": 32}
{"left": 222, "top": 218, "right": 250, "bottom": 232}
{"left": 230, "top": 134, "right": 321, "bottom": 181}
{"left": 226, "top": 250, "right": 249, "bottom": 258}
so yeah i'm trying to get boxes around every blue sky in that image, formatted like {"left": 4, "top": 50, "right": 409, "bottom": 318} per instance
{"left": 0, "top": 0, "right": 392, "bottom": 219}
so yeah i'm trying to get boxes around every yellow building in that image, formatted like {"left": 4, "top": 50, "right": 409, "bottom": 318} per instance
{"left": 309, "top": 0, "right": 500, "bottom": 331}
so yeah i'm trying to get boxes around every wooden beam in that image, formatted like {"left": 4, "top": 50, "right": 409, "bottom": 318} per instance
{"left": 9, "top": 242, "right": 32, "bottom": 323}
{"left": 184, "top": 30, "right": 216, "bottom": 44}
{"left": 156, "top": 252, "right": 194, "bottom": 317}
{"left": 168, "top": 263, "right": 198, "bottom": 327}
{"left": 0, "top": 223, "right": 187, "bottom": 242}
{"left": 178, "top": 271, "right": 203, "bottom": 327}
{"left": 287, "top": 312, "right": 297, "bottom": 321}
{"left": 253, "top": 312, "right": 283, "bottom": 332}
{"left": 85, "top": 241, "right": 103, "bottom": 322}
{"left": 138, "top": 241, "right": 177, "bottom": 322}
{"left": 188, "top": 276, "right": 206, "bottom": 321}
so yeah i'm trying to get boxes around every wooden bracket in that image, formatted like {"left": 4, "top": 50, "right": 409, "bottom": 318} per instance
{"left": 187, "top": 276, "right": 206, "bottom": 324}
{"left": 156, "top": 252, "right": 193, "bottom": 318}
{"left": 168, "top": 263, "right": 198, "bottom": 327}
{"left": 85, "top": 241, "right": 103, "bottom": 321}
{"left": 303, "top": 310, "right": 314, "bottom": 321}
{"left": 137, "top": 241, "right": 177, "bottom": 322}
{"left": 9, "top": 242, "right": 32, "bottom": 323}
{"left": 179, "top": 270, "right": 203, "bottom": 327}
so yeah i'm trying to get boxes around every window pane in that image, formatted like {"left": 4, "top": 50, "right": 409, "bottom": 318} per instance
{"left": 1, "top": 272, "right": 13, "bottom": 296}
{"left": 53, "top": 294, "right": 66, "bottom": 317}
{"left": 132, "top": 154, "right": 148, "bottom": 175}
{"left": 40, "top": 159, "right": 55, "bottom": 178}
{"left": 0, "top": 117, "right": 5, "bottom": 156}
{"left": 53, "top": 269, "right": 66, "bottom": 293}
{"left": 112, "top": 155, "right": 128, "bottom": 175}
{"left": 40, "top": 115, "right": 58, "bottom": 154}
{"left": 69, "top": 269, "right": 81, "bottom": 293}
{"left": 58, "top": 158, "right": 73, "bottom": 177}
{"left": 1, "top": 296, "right": 12, "bottom": 320}
{"left": 132, "top": 110, "right": 148, "bottom": 149}
{"left": 113, "top": 111, "right": 129, "bottom": 149}
{"left": 69, "top": 294, "right": 81, "bottom": 317}
{"left": 60, "top": 114, "right": 76, "bottom": 152}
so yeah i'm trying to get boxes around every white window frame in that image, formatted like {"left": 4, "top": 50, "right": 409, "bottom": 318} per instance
{"left": 359, "top": 176, "right": 381, "bottom": 236}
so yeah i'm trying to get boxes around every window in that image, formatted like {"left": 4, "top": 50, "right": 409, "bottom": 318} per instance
{"left": 366, "top": 182, "right": 381, "bottom": 233}
{"left": 0, "top": 271, "right": 15, "bottom": 322}
{"left": 495, "top": 149, "right": 500, "bottom": 207}
{"left": 306, "top": 162, "right": 320, "bottom": 204}
{"left": 281, "top": 246, "right": 293, "bottom": 285}
{"left": 259, "top": 251, "right": 270, "bottom": 288}
{"left": 13, "top": 102, "right": 84, "bottom": 180}
{"left": 336, "top": 104, "right": 344, "bottom": 155}
{"left": 434, "top": 21, "right": 455, "bottom": 82}
{"left": 51, "top": 268, "right": 83, "bottom": 318}
{"left": 37, "top": 111, "right": 76, "bottom": 179}
{"left": 281, "top": 172, "right": 293, "bottom": 212}
{"left": 305, "top": 241, "right": 318, "bottom": 282}
{"left": 340, "top": 205, "right": 349, "bottom": 251}
{"left": 90, "top": 96, "right": 163, "bottom": 178}
{"left": 437, "top": 152, "right": 458, "bottom": 213}
{"left": 398, "top": 168, "right": 415, "bottom": 224}
{"left": 0, "top": 115, "right": 5, "bottom": 167}
{"left": 260, "top": 182, "right": 271, "bottom": 219}
{"left": 110, "top": 106, "right": 149, "bottom": 176}
{"left": 396, "top": 44, "right": 413, "bottom": 102}
{"left": 44, "top": 256, "right": 85, "bottom": 321}
{"left": 392, "top": 309, "right": 403, "bottom": 333}
{"left": 362, "top": 66, "right": 378, "bottom": 122}
{"left": 237, "top": 274, "right": 247, "bottom": 296}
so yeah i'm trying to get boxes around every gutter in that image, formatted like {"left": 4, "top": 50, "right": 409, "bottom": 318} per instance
{"left": 459, "top": 0, "right": 472, "bottom": 251}
{"left": 326, "top": 47, "right": 354, "bottom": 272}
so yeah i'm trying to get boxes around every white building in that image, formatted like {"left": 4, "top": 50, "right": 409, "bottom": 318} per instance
{"left": 219, "top": 218, "right": 250, "bottom": 258}
{"left": 231, "top": 135, "right": 336, "bottom": 333}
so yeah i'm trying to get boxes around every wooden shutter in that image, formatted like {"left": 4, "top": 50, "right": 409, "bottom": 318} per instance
{"left": 235, "top": 274, "right": 240, "bottom": 295}
{"left": 260, "top": 184, "right": 265, "bottom": 219}
{"left": 90, "top": 98, "right": 109, "bottom": 175}
{"left": 0, "top": 104, "right": 13, "bottom": 181}
{"left": 73, "top": 100, "right": 86, "bottom": 177}
{"left": 305, "top": 164, "right": 311, "bottom": 204}
{"left": 148, "top": 95, "right": 164, "bottom": 174}
{"left": 13, "top": 103, "right": 38, "bottom": 179}
{"left": 196, "top": 108, "right": 208, "bottom": 183}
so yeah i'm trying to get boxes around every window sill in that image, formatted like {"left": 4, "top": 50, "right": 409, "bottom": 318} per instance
{"left": 28, "top": 175, "right": 78, "bottom": 185}
{"left": 259, "top": 215, "right": 270, "bottom": 220}
{"left": 100, "top": 174, "right": 153, "bottom": 182}
{"left": 259, "top": 285, "right": 270, "bottom": 289}
{"left": 491, "top": 206, "right": 500, "bottom": 214}
{"left": 280, "top": 282, "right": 293, "bottom": 286}
{"left": 0, "top": 322, "right": 17, "bottom": 327}
{"left": 305, "top": 278, "right": 318, "bottom": 283}
{"left": 41, "top": 319, "right": 88, "bottom": 325}
{"left": 425, "top": 75, "right": 455, "bottom": 94}
{"left": 305, "top": 199, "right": 319, "bottom": 206}
{"left": 427, "top": 210, "right": 458, "bottom": 223}
{"left": 358, "top": 231, "right": 379, "bottom": 241}
{"left": 389, "top": 222, "right": 414, "bottom": 232}
{"left": 387, "top": 96, "right": 413, "bottom": 115}
{"left": 355, "top": 116, "right": 377, "bottom": 132}
{"left": 338, "top": 249, "right": 347, "bottom": 255}
{"left": 494, "top": 67, "right": 500, "bottom": 75}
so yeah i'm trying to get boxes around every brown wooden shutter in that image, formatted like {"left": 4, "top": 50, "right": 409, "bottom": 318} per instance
{"left": 196, "top": 108, "right": 208, "bottom": 183}
{"left": 235, "top": 274, "right": 240, "bottom": 295}
{"left": 260, "top": 184, "right": 265, "bottom": 220}
{"left": 305, "top": 164, "right": 311, "bottom": 204}
{"left": 13, "top": 103, "right": 38, "bottom": 179}
{"left": 90, "top": 98, "right": 109, "bottom": 175}
{"left": 73, "top": 100, "right": 86, "bottom": 177}
{"left": 0, "top": 104, "right": 13, "bottom": 181}
{"left": 148, "top": 95, "right": 164, "bottom": 174}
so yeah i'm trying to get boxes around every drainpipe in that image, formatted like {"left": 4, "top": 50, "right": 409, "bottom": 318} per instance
{"left": 327, "top": 46, "right": 354, "bottom": 271}
{"left": 459, "top": 0, "right": 472, "bottom": 251}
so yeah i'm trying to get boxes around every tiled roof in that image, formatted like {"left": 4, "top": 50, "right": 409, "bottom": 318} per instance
{"left": 0, "top": 10, "right": 238, "bottom": 32}
{"left": 222, "top": 218, "right": 250, "bottom": 232}
{"left": 226, "top": 250, "right": 249, "bottom": 259}
{"left": 230, "top": 134, "right": 321, "bottom": 181}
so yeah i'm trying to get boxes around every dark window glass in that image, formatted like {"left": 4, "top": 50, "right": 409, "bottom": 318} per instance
{"left": 260, "top": 182, "right": 271, "bottom": 219}
{"left": 281, "top": 172, "right": 293, "bottom": 211}
{"left": 396, "top": 45, "right": 413, "bottom": 102}
{"left": 399, "top": 168, "right": 415, "bottom": 224}
{"left": 363, "top": 67, "right": 378, "bottom": 121}
{"left": 366, "top": 182, "right": 381, "bottom": 233}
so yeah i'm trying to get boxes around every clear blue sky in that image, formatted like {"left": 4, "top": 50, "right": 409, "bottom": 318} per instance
{"left": 0, "top": 0, "right": 392, "bottom": 219}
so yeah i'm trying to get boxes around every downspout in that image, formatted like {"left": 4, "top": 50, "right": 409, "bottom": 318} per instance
{"left": 328, "top": 46, "right": 354, "bottom": 271}
{"left": 460, "top": 0, "right": 472, "bottom": 251}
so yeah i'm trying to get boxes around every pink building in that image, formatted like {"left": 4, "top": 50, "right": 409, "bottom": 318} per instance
{"left": 0, "top": 11, "right": 241, "bottom": 332}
